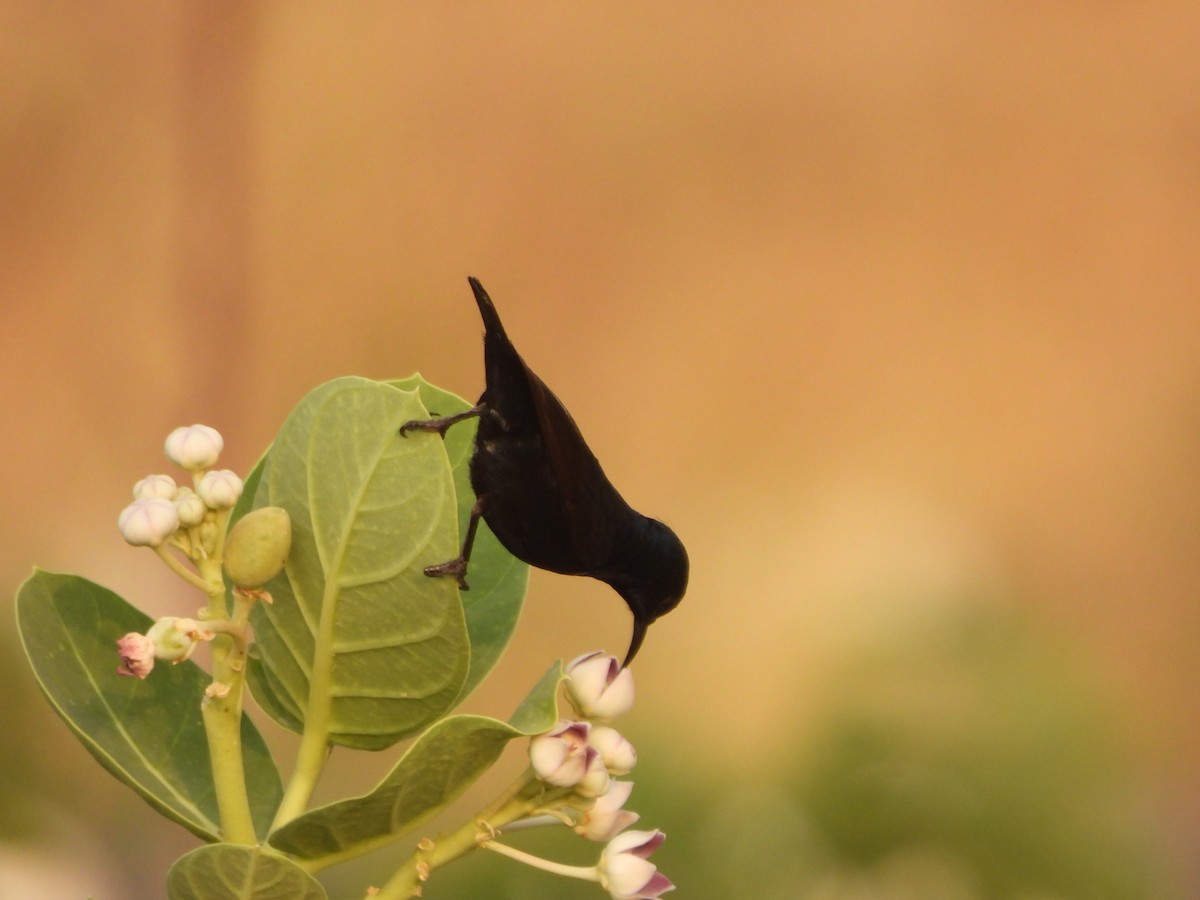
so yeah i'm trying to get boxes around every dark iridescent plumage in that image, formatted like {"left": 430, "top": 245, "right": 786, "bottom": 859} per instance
{"left": 401, "top": 277, "right": 688, "bottom": 666}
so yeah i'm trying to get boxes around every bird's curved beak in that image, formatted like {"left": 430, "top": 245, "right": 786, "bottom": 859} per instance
{"left": 623, "top": 616, "right": 650, "bottom": 669}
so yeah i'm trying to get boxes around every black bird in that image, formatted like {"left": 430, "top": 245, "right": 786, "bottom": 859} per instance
{"left": 401, "top": 277, "right": 688, "bottom": 667}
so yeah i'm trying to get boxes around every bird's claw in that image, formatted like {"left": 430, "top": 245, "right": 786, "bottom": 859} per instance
{"left": 424, "top": 557, "right": 470, "bottom": 591}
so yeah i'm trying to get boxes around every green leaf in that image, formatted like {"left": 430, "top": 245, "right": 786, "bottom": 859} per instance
{"left": 269, "top": 661, "right": 565, "bottom": 860}
{"left": 167, "top": 844, "right": 326, "bottom": 900}
{"left": 15, "top": 570, "right": 282, "bottom": 841}
{"left": 389, "top": 374, "right": 529, "bottom": 702}
{"left": 248, "top": 377, "right": 470, "bottom": 750}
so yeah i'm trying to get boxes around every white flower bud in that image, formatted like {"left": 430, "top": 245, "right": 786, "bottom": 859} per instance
{"left": 590, "top": 726, "right": 637, "bottom": 776}
{"left": 118, "top": 498, "right": 179, "bottom": 547}
{"left": 196, "top": 469, "right": 243, "bottom": 509}
{"left": 566, "top": 652, "right": 635, "bottom": 720}
{"left": 575, "top": 781, "right": 640, "bottom": 842}
{"left": 597, "top": 830, "right": 673, "bottom": 900}
{"left": 577, "top": 750, "right": 612, "bottom": 799}
{"left": 529, "top": 720, "right": 594, "bottom": 788}
{"left": 164, "top": 424, "right": 224, "bottom": 470}
{"left": 133, "top": 474, "right": 177, "bottom": 500}
{"left": 173, "top": 488, "right": 208, "bottom": 527}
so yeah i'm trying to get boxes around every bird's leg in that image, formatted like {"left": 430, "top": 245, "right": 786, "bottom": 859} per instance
{"left": 423, "top": 498, "right": 486, "bottom": 590}
{"left": 399, "top": 404, "right": 484, "bottom": 438}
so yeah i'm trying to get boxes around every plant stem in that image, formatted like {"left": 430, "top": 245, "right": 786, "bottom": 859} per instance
{"left": 153, "top": 543, "right": 211, "bottom": 593}
{"left": 370, "top": 774, "right": 576, "bottom": 899}
{"left": 481, "top": 840, "right": 598, "bottom": 882}
{"left": 199, "top": 572, "right": 256, "bottom": 844}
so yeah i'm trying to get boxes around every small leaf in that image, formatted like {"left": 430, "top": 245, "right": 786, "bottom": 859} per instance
{"left": 390, "top": 374, "right": 529, "bottom": 701}
{"left": 167, "top": 844, "right": 326, "bottom": 900}
{"left": 15, "top": 570, "right": 282, "bottom": 840}
{"left": 248, "top": 377, "right": 470, "bottom": 749}
{"left": 269, "top": 661, "right": 565, "bottom": 860}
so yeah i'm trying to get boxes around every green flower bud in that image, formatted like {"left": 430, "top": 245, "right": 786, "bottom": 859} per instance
{"left": 223, "top": 506, "right": 292, "bottom": 588}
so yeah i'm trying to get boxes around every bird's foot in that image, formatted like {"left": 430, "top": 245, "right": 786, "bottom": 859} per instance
{"left": 399, "top": 406, "right": 482, "bottom": 438}
{"left": 424, "top": 556, "right": 470, "bottom": 591}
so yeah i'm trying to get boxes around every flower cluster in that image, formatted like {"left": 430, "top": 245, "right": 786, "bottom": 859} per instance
{"left": 117, "top": 425, "right": 244, "bottom": 556}
{"left": 113, "top": 425, "right": 290, "bottom": 683}
{"left": 485, "top": 651, "right": 672, "bottom": 899}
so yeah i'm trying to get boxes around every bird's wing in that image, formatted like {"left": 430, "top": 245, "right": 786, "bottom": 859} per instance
{"left": 523, "top": 363, "right": 630, "bottom": 572}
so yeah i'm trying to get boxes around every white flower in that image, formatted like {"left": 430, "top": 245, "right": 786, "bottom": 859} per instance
{"left": 118, "top": 498, "right": 179, "bottom": 547}
{"left": 575, "top": 781, "right": 640, "bottom": 842}
{"left": 590, "top": 725, "right": 637, "bottom": 775}
{"left": 529, "top": 720, "right": 595, "bottom": 788}
{"left": 196, "top": 469, "right": 243, "bottom": 509}
{"left": 597, "top": 830, "right": 673, "bottom": 899}
{"left": 132, "top": 474, "right": 177, "bottom": 500}
{"left": 566, "top": 651, "right": 635, "bottom": 720}
{"left": 164, "top": 424, "right": 224, "bottom": 470}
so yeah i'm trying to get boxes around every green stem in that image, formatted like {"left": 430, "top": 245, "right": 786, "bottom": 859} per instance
{"left": 153, "top": 544, "right": 211, "bottom": 593}
{"left": 481, "top": 840, "right": 598, "bottom": 882}
{"left": 270, "top": 575, "right": 341, "bottom": 831}
{"left": 199, "top": 580, "right": 256, "bottom": 844}
{"left": 370, "top": 773, "right": 576, "bottom": 900}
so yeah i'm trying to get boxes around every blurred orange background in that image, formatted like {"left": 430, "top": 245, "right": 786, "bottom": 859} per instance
{"left": 2, "top": 4, "right": 1198, "bottom": 898}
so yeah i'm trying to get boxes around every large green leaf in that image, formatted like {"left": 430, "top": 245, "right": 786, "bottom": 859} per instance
{"left": 167, "top": 844, "right": 326, "bottom": 900}
{"left": 248, "top": 377, "right": 469, "bottom": 750}
{"left": 15, "top": 570, "right": 282, "bottom": 840}
{"left": 269, "top": 661, "right": 565, "bottom": 860}
{"left": 390, "top": 374, "right": 529, "bottom": 701}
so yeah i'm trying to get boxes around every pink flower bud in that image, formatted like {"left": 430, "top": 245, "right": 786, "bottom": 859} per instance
{"left": 196, "top": 469, "right": 243, "bottom": 509}
{"left": 133, "top": 474, "right": 177, "bottom": 500}
{"left": 164, "top": 424, "right": 224, "bottom": 470}
{"left": 116, "top": 632, "right": 156, "bottom": 678}
{"left": 575, "top": 780, "right": 640, "bottom": 842}
{"left": 590, "top": 725, "right": 637, "bottom": 776}
{"left": 598, "top": 829, "right": 673, "bottom": 899}
{"left": 566, "top": 652, "right": 635, "bottom": 720}
{"left": 117, "top": 617, "right": 215, "bottom": 678}
{"left": 529, "top": 720, "right": 595, "bottom": 788}
{"left": 118, "top": 498, "right": 179, "bottom": 547}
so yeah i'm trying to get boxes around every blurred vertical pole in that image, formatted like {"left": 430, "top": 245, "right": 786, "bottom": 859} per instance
{"left": 173, "top": 3, "right": 258, "bottom": 406}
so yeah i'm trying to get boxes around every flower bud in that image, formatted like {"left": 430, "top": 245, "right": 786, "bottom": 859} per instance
{"left": 116, "top": 632, "right": 156, "bottom": 678}
{"left": 566, "top": 652, "right": 635, "bottom": 720}
{"left": 575, "top": 781, "right": 640, "bottom": 842}
{"left": 577, "top": 749, "right": 612, "bottom": 799}
{"left": 146, "top": 616, "right": 211, "bottom": 662}
{"left": 223, "top": 506, "right": 292, "bottom": 588}
{"left": 590, "top": 725, "right": 637, "bottom": 776}
{"left": 164, "top": 424, "right": 224, "bottom": 470}
{"left": 173, "top": 487, "right": 208, "bottom": 527}
{"left": 118, "top": 498, "right": 179, "bottom": 547}
{"left": 597, "top": 830, "right": 673, "bottom": 900}
{"left": 116, "top": 617, "right": 213, "bottom": 679}
{"left": 196, "top": 469, "right": 243, "bottom": 509}
{"left": 133, "top": 474, "right": 177, "bottom": 500}
{"left": 529, "top": 720, "right": 595, "bottom": 788}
